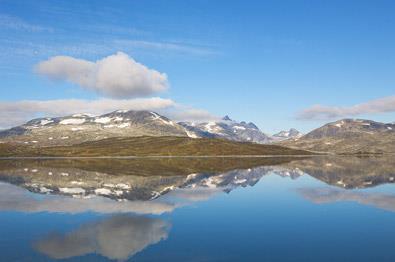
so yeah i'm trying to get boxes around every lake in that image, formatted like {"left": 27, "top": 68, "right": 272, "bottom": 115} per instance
{"left": 0, "top": 156, "right": 394, "bottom": 261}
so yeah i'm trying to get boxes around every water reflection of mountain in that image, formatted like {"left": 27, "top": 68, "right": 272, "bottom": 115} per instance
{"left": 0, "top": 157, "right": 302, "bottom": 201}
{"left": 0, "top": 157, "right": 297, "bottom": 177}
{"left": 284, "top": 156, "right": 395, "bottom": 189}
{"left": 0, "top": 182, "right": 178, "bottom": 214}
{"left": 0, "top": 156, "right": 394, "bottom": 203}
{"left": 34, "top": 214, "right": 170, "bottom": 261}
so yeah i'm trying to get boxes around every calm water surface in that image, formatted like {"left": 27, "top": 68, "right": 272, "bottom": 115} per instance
{"left": 0, "top": 156, "right": 394, "bottom": 261}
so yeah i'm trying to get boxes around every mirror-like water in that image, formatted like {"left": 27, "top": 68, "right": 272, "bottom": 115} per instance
{"left": 0, "top": 156, "right": 394, "bottom": 261}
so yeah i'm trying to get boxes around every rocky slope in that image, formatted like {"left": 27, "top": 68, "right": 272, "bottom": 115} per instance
{"left": 281, "top": 119, "right": 395, "bottom": 153}
{"left": 0, "top": 110, "right": 187, "bottom": 146}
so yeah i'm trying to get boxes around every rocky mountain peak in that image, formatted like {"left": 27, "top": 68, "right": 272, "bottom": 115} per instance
{"left": 179, "top": 117, "right": 272, "bottom": 144}
{"left": 222, "top": 115, "right": 232, "bottom": 121}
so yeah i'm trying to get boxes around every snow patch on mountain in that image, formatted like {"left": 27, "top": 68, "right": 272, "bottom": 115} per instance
{"left": 60, "top": 118, "right": 86, "bottom": 125}
{"left": 40, "top": 119, "right": 54, "bottom": 126}
{"left": 94, "top": 117, "right": 112, "bottom": 124}
{"left": 150, "top": 112, "right": 174, "bottom": 126}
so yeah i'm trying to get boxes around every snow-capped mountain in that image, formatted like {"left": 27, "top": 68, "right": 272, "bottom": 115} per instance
{"left": 0, "top": 110, "right": 304, "bottom": 146}
{"left": 303, "top": 119, "right": 395, "bottom": 139}
{"left": 0, "top": 110, "right": 188, "bottom": 146}
{"left": 179, "top": 116, "right": 273, "bottom": 144}
{"left": 272, "top": 128, "right": 303, "bottom": 141}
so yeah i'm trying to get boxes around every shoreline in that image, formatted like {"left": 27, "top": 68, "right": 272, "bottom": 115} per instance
{"left": 0, "top": 154, "right": 320, "bottom": 160}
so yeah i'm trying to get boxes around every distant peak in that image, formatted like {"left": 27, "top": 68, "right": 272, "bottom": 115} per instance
{"left": 222, "top": 115, "right": 232, "bottom": 121}
{"left": 288, "top": 128, "right": 300, "bottom": 133}
{"left": 246, "top": 122, "right": 259, "bottom": 130}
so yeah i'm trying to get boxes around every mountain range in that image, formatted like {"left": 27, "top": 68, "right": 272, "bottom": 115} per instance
{"left": 0, "top": 110, "right": 394, "bottom": 154}
{"left": 0, "top": 110, "right": 301, "bottom": 147}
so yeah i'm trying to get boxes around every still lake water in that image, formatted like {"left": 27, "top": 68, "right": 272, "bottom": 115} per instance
{"left": 0, "top": 156, "right": 394, "bottom": 261}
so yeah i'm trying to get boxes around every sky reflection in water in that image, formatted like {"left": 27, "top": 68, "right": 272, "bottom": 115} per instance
{"left": 0, "top": 156, "right": 394, "bottom": 261}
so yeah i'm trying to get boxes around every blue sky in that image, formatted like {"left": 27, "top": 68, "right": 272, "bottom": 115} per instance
{"left": 0, "top": 0, "right": 394, "bottom": 133}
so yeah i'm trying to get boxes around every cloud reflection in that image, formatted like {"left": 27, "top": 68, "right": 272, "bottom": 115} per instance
{"left": 34, "top": 214, "right": 170, "bottom": 260}
{"left": 298, "top": 187, "right": 395, "bottom": 212}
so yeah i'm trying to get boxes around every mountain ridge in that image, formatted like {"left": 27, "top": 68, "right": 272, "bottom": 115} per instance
{"left": 178, "top": 116, "right": 273, "bottom": 144}
{"left": 280, "top": 118, "right": 395, "bottom": 153}
{"left": 0, "top": 110, "right": 188, "bottom": 146}
{"left": 0, "top": 111, "right": 291, "bottom": 146}
{"left": 1, "top": 111, "right": 392, "bottom": 154}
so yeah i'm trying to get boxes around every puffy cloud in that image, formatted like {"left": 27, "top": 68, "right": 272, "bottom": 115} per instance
{"left": 34, "top": 214, "right": 170, "bottom": 260}
{"left": 35, "top": 52, "right": 168, "bottom": 98}
{"left": 297, "top": 96, "right": 395, "bottom": 120}
{"left": 0, "top": 97, "right": 174, "bottom": 128}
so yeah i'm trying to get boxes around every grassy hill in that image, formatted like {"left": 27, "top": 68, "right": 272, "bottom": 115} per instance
{"left": 0, "top": 136, "right": 312, "bottom": 157}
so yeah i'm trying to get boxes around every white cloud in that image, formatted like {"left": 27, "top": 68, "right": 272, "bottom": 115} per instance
{"left": 114, "top": 40, "right": 218, "bottom": 56}
{"left": 163, "top": 106, "right": 221, "bottom": 122}
{"left": 297, "top": 95, "right": 395, "bottom": 120}
{"left": 35, "top": 52, "right": 169, "bottom": 98}
{"left": 0, "top": 14, "right": 53, "bottom": 32}
{"left": 0, "top": 97, "right": 175, "bottom": 128}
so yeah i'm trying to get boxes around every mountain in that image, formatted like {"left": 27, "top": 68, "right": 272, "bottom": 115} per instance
{"left": 6, "top": 111, "right": 392, "bottom": 154}
{"left": 179, "top": 116, "right": 272, "bottom": 144}
{"left": 0, "top": 111, "right": 304, "bottom": 147}
{"left": 281, "top": 119, "right": 395, "bottom": 153}
{"left": 0, "top": 110, "right": 188, "bottom": 146}
{"left": 272, "top": 128, "right": 303, "bottom": 141}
